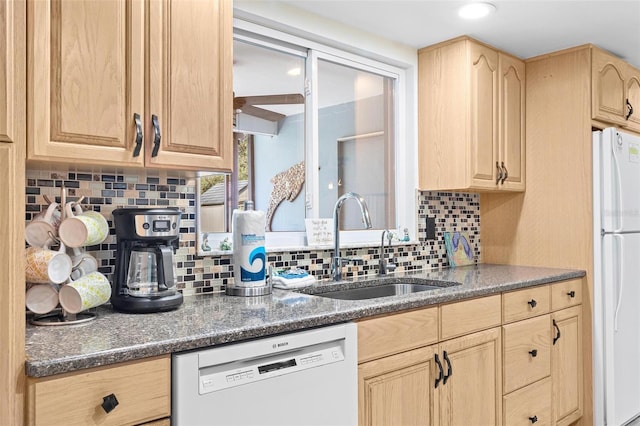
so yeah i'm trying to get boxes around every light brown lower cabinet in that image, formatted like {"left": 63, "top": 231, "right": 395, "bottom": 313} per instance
{"left": 358, "top": 327, "right": 502, "bottom": 426}
{"left": 503, "top": 377, "right": 552, "bottom": 426}
{"left": 551, "top": 305, "right": 583, "bottom": 426}
{"left": 502, "top": 280, "right": 583, "bottom": 426}
{"left": 359, "top": 344, "right": 438, "bottom": 425}
{"left": 358, "top": 280, "right": 583, "bottom": 426}
{"left": 357, "top": 294, "right": 503, "bottom": 426}
{"left": 26, "top": 355, "right": 170, "bottom": 426}
{"left": 437, "top": 327, "right": 502, "bottom": 426}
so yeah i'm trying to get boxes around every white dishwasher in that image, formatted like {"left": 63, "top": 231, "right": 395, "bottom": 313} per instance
{"left": 172, "top": 322, "right": 358, "bottom": 426}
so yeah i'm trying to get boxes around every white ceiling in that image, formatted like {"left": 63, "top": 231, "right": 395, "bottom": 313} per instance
{"left": 274, "top": 0, "right": 640, "bottom": 69}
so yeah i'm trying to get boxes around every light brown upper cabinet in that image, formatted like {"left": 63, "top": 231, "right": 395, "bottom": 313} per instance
{"left": 418, "top": 36, "right": 525, "bottom": 192}
{"left": 1, "top": 0, "right": 24, "bottom": 146}
{"left": 592, "top": 47, "right": 640, "bottom": 134}
{"left": 27, "top": 0, "right": 232, "bottom": 172}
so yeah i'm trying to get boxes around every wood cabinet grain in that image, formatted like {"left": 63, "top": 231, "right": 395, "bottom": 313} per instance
{"left": 0, "top": 1, "right": 26, "bottom": 424}
{"left": 418, "top": 36, "right": 525, "bottom": 192}
{"left": 26, "top": 356, "right": 171, "bottom": 426}
{"left": 27, "top": 0, "right": 232, "bottom": 171}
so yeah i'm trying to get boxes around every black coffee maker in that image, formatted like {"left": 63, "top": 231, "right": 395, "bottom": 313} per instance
{"left": 112, "top": 207, "right": 183, "bottom": 313}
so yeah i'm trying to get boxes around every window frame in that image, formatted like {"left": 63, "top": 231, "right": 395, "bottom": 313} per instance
{"left": 196, "top": 19, "right": 416, "bottom": 255}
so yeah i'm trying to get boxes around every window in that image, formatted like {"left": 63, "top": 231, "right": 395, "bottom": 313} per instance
{"left": 197, "top": 22, "right": 413, "bottom": 252}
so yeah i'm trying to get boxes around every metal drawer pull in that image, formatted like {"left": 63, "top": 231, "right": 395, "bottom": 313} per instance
{"left": 553, "top": 319, "right": 561, "bottom": 345}
{"left": 496, "top": 161, "right": 503, "bottom": 184}
{"left": 133, "top": 113, "right": 143, "bottom": 157}
{"left": 151, "top": 114, "right": 162, "bottom": 157}
{"left": 529, "top": 415, "right": 538, "bottom": 424}
{"left": 442, "top": 350, "right": 452, "bottom": 385}
{"left": 434, "top": 353, "right": 444, "bottom": 388}
{"left": 500, "top": 161, "right": 508, "bottom": 184}
{"left": 626, "top": 99, "right": 634, "bottom": 120}
{"left": 527, "top": 299, "right": 537, "bottom": 308}
{"left": 529, "top": 349, "right": 538, "bottom": 357}
{"left": 101, "top": 393, "right": 119, "bottom": 414}
{"left": 567, "top": 290, "right": 576, "bottom": 298}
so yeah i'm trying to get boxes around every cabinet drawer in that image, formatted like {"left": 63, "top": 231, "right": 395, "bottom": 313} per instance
{"left": 502, "top": 285, "right": 550, "bottom": 323}
{"left": 551, "top": 279, "right": 582, "bottom": 311}
{"left": 440, "top": 294, "right": 501, "bottom": 340}
{"left": 503, "top": 315, "right": 551, "bottom": 394}
{"left": 358, "top": 307, "right": 438, "bottom": 362}
{"left": 27, "top": 355, "right": 170, "bottom": 426}
{"left": 503, "top": 378, "right": 552, "bottom": 426}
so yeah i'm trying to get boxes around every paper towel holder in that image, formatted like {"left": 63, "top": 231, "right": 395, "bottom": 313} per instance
{"left": 226, "top": 266, "right": 273, "bottom": 296}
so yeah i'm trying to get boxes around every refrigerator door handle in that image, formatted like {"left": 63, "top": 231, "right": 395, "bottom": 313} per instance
{"left": 612, "top": 133, "right": 625, "bottom": 233}
{"left": 614, "top": 234, "right": 624, "bottom": 331}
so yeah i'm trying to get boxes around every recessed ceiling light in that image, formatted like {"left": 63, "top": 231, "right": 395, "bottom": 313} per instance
{"left": 458, "top": 2, "right": 496, "bottom": 19}
{"left": 287, "top": 67, "right": 302, "bottom": 76}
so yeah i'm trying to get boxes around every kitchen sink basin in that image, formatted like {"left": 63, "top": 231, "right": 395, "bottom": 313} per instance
{"left": 316, "top": 283, "right": 447, "bottom": 300}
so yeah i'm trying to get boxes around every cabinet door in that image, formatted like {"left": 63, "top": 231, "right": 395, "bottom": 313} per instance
{"left": 147, "top": 0, "right": 233, "bottom": 171}
{"left": 551, "top": 306, "right": 583, "bottom": 426}
{"left": 359, "top": 344, "right": 438, "bottom": 426}
{"left": 1, "top": 0, "right": 24, "bottom": 145}
{"left": 0, "top": 3, "right": 25, "bottom": 424}
{"left": 624, "top": 66, "right": 640, "bottom": 132}
{"left": 27, "top": 0, "right": 145, "bottom": 166}
{"left": 469, "top": 42, "right": 499, "bottom": 189}
{"left": 498, "top": 53, "right": 525, "bottom": 191}
{"left": 592, "top": 49, "right": 627, "bottom": 126}
{"left": 438, "top": 327, "right": 502, "bottom": 426}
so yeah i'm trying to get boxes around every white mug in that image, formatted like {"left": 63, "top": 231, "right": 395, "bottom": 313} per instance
{"left": 58, "top": 271, "right": 112, "bottom": 314}
{"left": 25, "top": 202, "right": 62, "bottom": 248}
{"left": 58, "top": 203, "right": 109, "bottom": 248}
{"left": 25, "top": 244, "right": 72, "bottom": 284}
{"left": 69, "top": 247, "right": 99, "bottom": 280}
{"left": 25, "top": 283, "right": 60, "bottom": 314}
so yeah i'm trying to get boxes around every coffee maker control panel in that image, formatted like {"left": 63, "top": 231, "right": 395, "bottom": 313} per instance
{"left": 134, "top": 214, "right": 180, "bottom": 238}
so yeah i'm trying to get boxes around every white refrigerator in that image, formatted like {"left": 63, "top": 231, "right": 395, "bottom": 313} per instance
{"left": 593, "top": 128, "right": 640, "bottom": 425}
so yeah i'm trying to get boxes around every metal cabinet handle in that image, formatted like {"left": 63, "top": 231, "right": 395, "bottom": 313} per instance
{"left": 434, "top": 353, "right": 444, "bottom": 388}
{"left": 553, "top": 319, "right": 561, "bottom": 345}
{"left": 626, "top": 99, "right": 634, "bottom": 120}
{"left": 151, "top": 114, "right": 162, "bottom": 157}
{"left": 567, "top": 290, "right": 576, "bottom": 298}
{"left": 529, "top": 415, "right": 538, "bottom": 424}
{"left": 442, "top": 350, "right": 453, "bottom": 385}
{"left": 101, "top": 393, "right": 119, "bottom": 414}
{"left": 496, "top": 161, "right": 503, "bottom": 184}
{"left": 501, "top": 161, "right": 509, "bottom": 184}
{"left": 133, "top": 113, "right": 143, "bottom": 157}
{"left": 529, "top": 349, "right": 538, "bottom": 357}
{"left": 527, "top": 299, "right": 537, "bottom": 308}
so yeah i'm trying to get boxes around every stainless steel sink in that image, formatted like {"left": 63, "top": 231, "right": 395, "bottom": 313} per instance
{"left": 316, "top": 283, "right": 445, "bottom": 300}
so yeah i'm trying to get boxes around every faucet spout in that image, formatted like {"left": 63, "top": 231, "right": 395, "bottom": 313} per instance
{"left": 332, "top": 192, "right": 372, "bottom": 281}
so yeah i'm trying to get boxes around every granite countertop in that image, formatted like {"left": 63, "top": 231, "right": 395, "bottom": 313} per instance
{"left": 25, "top": 263, "right": 585, "bottom": 377}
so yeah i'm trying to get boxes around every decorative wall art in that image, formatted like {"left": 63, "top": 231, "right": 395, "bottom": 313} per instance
{"left": 444, "top": 231, "right": 475, "bottom": 266}
{"left": 265, "top": 161, "right": 305, "bottom": 231}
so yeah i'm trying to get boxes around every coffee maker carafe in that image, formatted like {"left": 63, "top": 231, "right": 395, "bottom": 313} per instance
{"left": 112, "top": 208, "right": 183, "bottom": 313}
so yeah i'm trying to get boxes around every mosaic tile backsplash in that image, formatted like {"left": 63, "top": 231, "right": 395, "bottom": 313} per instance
{"left": 26, "top": 168, "right": 481, "bottom": 297}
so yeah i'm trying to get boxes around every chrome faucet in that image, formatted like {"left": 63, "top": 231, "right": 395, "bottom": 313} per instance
{"left": 379, "top": 230, "right": 397, "bottom": 275}
{"left": 332, "top": 192, "right": 372, "bottom": 281}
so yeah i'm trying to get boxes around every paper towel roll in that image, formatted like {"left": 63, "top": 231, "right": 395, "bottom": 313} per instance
{"left": 232, "top": 203, "right": 266, "bottom": 288}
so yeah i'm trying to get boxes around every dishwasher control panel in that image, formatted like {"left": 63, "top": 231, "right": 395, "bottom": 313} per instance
{"left": 199, "top": 343, "right": 345, "bottom": 394}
